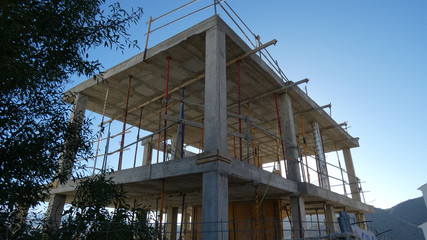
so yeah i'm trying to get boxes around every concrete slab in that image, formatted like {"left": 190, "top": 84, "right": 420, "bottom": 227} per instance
{"left": 64, "top": 15, "right": 358, "bottom": 165}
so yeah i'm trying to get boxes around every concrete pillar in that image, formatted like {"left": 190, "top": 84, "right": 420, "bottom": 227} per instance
{"left": 342, "top": 148, "right": 361, "bottom": 202}
{"left": 171, "top": 131, "right": 184, "bottom": 160}
{"left": 278, "top": 92, "right": 307, "bottom": 237}
{"left": 45, "top": 194, "right": 66, "bottom": 229}
{"left": 183, "top": 206, "right": 192, "bottom": 238}
{"left": 59, "top": 93, "right": 88, "bottom": 177}
{"left": 201, "top": 171, "right": 229, "bottom": 240}
{"left": 203, "top": 26, "right": 227, "bottom": 153}
{"left": 290, "top": 196, "right": 307, "bottom": 238}
{"left": 342, "top": 149, "right": 367, "bottom": 229}
{"left": 355, "top": 213, "right": 367, "bottom": 230}
{"left": 279, "top": 93, "right": 301, "bottom": 182}
{"left": 312, "top": 122, "right": 330, "bottom": 190}
{"left": 325, "top": 204, "right": 338, "bottom": 233}
{"left": 166, "top": 207, "right": 178, "bottom": 240}
{"left": 45, "top": 93, "right": 87, "bottom": 229}
{"left": 142, "top": 141, "right": 153, "bottom": 166}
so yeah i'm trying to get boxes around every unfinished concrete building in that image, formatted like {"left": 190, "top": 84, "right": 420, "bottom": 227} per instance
{"left": 46, "top": 11, "right": 374, "bottom": 239}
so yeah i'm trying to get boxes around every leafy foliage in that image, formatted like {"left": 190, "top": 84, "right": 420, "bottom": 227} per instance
{"left": 50, "top": 173, "right": 157, "bottom": 240}
{"left": 0, "top": 0, "right": 144, "bottom": 236}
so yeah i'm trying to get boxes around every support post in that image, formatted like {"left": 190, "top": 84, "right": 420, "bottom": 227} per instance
{"left": 200, "top": 25, "right": 229, "bottom": 240}
{"left": 342, "top": 149, "right": 367, "bottom": 228}
{"left": 313, "top": 122, "right": 330, "bottom": 190}
{"left": 46, "top": 93, "right": 87, "bottom": 229}
{"left": 45, "top": 194, "right": 66, "bottom": 229}
{"left": 203, "top": 26, "right": 227, "bottom": 153}
{"left": 202, "top": 171, "right": 229, "bottom": 240}
{"left": 290, "top": 196, "right": 306, "bottom": 238}
{"left": 342, "top": 148, "right": 361, "bottom": 201}
{"left": 325, "top": 204, "right": 339, "bottom": 233}
{"left": 166, "top": 207, "right": 179, "bottom": 240}
{"left": 278, "top": 92, "right": 307, "bottom": 238}
{"left": 142, "top": 141, "right": 153, "bottom": 166}
{"left": 279, "top": 93, "right": 300, "bottom": 182}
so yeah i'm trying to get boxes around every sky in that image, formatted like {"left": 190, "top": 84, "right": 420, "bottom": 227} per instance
{"left": 71, "top": 0, "right": 427, "bottom": 209}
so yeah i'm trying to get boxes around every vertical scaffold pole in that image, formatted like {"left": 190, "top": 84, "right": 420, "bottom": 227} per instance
{"left": 323, "top": 203, "right": 330, "bottom": 234}
{"left": 180, "top": 88, "right": 185, "bottom": 159}
{"left": 93, "top": 87, "right": 109, "bottom": 175}
{"left": 248, "top": 103, "right": 258, "bottom": 166}
{"left": 314, "top": 147, "right": 321, "bottom": 186}
{"left": 159, "top": 179, "right": 165, "bottom": 240}
{"left": 201, "top": 117, "right": 204, "bottom": 151}
{"left": 101, "top": 122, "right": 111, "bottom": 173}
{"left": 118, "top": 75, "right": 132, "bottom": 170}
{"left": 163, "top": 57, "right": 171, "bottom": 162}
{"left": 246, "top": 116, "right": 250, "bottom": 163}
{"left": 334, "top": 144, "right": 348, "bottom": 196}
{"left": 284, "top": 205, "right": 293, "bottom": 238}
{"left": 133, "top": 107, "right": 143, "bottom": 168}
{"left": 233, "top": 136, "right": 236, "bottom": 158}
{"left": 143, "top": 16, "right": 152, "bottom": 61}
{"left": 157, "top": 98, "right": 162, "bottom": 164}
{"left": 255, "top": 185, "right": 259, "bottom": 240}
{"left": 296, "top": 136, "right": 307, "bottom": 183}
{"left": 273, "top": 93, "right": 287, "bottom": 178}
{"left": 179, "top": 193, "right": 186, "bottom": 240}
{"left": 315, "top": 209, "right": 321, "bottom": 236}
{"left": 300, "top": 115, "right": 310, "bottom": 183}
{"left": 237, "top": 61, "right": 243, "bottom": 161}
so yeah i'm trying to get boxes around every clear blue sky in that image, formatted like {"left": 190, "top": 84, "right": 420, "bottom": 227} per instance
{"left": 72, "top": 0, "right": 427, "bottom": 209}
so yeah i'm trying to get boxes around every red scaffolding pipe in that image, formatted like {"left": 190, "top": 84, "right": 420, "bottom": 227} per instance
{"left": 156, "top": 98, "right": 162, "bottom": 164}
{"left": 163, "top": 57, "right": 171, "bottom": 162}
{"left": 118, "top": 75, "right": 132, "bottom": 170}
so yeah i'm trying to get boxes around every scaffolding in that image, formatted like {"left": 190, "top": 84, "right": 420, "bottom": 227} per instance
{"left": 47, "top": 1, "right": 374, "bottom": 239}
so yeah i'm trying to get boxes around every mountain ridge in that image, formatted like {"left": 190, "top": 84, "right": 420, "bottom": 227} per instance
{"left": 364, "top": 196, "right": 427, "bottom": 239}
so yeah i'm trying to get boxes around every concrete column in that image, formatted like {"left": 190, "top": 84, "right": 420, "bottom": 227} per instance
{"left": 59, "top": 93, "right": 88, "bottom": 177}
{"left": 203, "top": 26, "right": 227, "bottom": 153}
{"left": 171, "top": 131, "right": 184, "bottom": 160}
{"left": 290, "top": 196, "right": 307, "bottom": 238}
{"left": 355, "top": 213, "right": 367, "bottom": 230}
{"left": 325, "top": 204, "right": 338, "bottom": 233}
{"left": 278, "top": 93, "right": 307, "bottom": 237}
{"left": 142, "top": 141, "right": 153, "bottom": 166}
{"left": 201, "top": 171, "right": 229, "bottom": 240}
{"left": 45, "top": 194, "right": 66, "bottom": 229}
{"left": 45, "top": 93, "right": 87, "bottom": 229}
{"left": 183, "top": 206, "right": 192, "bottom": 238}
{"left": 312, "top": 122, "right": 330, "bottom": 190}
{"left": 166, "top": 207, "right": 178, "bottom": 240}
{"left": 279, "top": 93, "right": 301, "bottom": 182}
{"left": 342, "top": 148, "right": 361, "bottom": 201}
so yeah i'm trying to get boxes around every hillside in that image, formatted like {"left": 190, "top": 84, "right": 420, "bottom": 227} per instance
{"left": 365, "top": 197, "right": 427, "bottom": 239}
